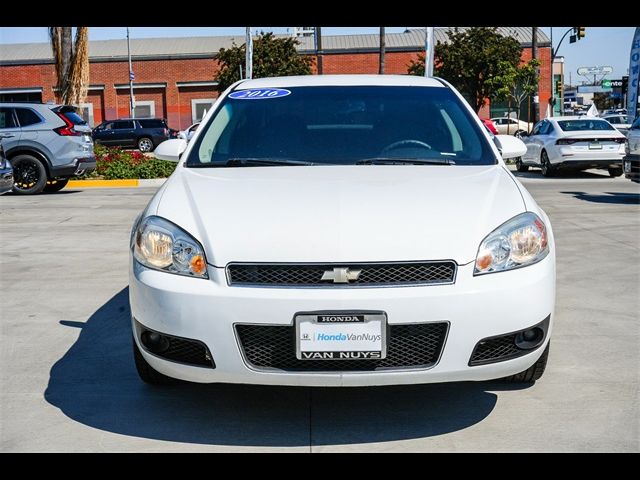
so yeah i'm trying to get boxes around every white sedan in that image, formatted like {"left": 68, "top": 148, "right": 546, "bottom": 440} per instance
{"left": 132, "top": 75, "right": 555, "bottom": 387}
{"left": 178, "top": 122, "right": 200, "bottom": 142}
{"left": 490, "top": 117, "right": 531, "bottom": 137}
{"left": 517, "top": 116, "right": 626, "bottom": 177}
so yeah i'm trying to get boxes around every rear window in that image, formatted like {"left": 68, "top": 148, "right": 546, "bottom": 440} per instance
{"left": 138, "top": 119, "right": 166, "bottom": 128}
{"left": 187, "top": 86, "right": 495, "bottom": 167}
{"left": 63, "top": 111, "right": 87, "bottom": 125}
{"left": 557, "top": 119, "right": 615, "bottom": 132}
{"left": 15, "top": 108, "right": 42, "bottom": 127}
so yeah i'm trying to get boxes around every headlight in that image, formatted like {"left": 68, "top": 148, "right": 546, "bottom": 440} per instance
{"left": 474, "top": 212, "right": 549, "bottom": 275}
{"left": 133, "top": 215, "right": 208, "bottom": 278}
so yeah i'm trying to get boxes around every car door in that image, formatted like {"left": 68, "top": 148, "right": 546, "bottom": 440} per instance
{"left": 522, "top": 121, "right": 542, "bottom": 162}
{"left": 0, "top": 107, "right": 21, "bottom": 151}
{"left": 95, "top": 122, "right": 115, "bottom": 145}
{"left": 110, "top": 120, "right": 136, "bottom": 147}
{"left": 533, "top": 121, "right": 554, "bottom": 164}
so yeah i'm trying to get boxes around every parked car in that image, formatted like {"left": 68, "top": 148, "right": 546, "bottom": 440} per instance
{"left": 130, "top": 75, "right": 554, "bottom": 387}
{"left": 92, "top": 118, "right": 173, "bottom": 153}
{"left": 0, "top": 103, "right": 95, "bottom": 194}
{"left": 623, "top": 116, "right": 640, "bottom": 183}
{"left": 601, "top": 114, "right": 633, "bottom": 136}
{"left": 517, "top": 116, "right": 626, "bottom": 177}
{"left": 491, "top": 116, "right": 531, "bottom": 137}
{"left": 480, "top": 118, "right": 498, "bottom": 135}
{"left": 178, "top": 122, "right": 200, "bottom": 142}
{"left": 0, "top": 136, "right": 14, "bottom": 195}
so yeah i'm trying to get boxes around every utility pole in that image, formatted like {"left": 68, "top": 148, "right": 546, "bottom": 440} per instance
{"left": 550, "top": 27, "right": 554, "bottom": 117}
{"left": 424, "top": 27, "right": 434, "bottom": 77}
{"left": 532, "top": 26, "right": 539, "bottom": 123}
{"left": 127, "top": 27, "right": 135, "bottom": 118}
{"left": 315, "top": 27, "right": 323, "bottom": 74}
{"left": 379, "top": 27, "right": 385, "bottom": 74}
{"left": 245, "top": 27, "right": 253, "bottom": 79}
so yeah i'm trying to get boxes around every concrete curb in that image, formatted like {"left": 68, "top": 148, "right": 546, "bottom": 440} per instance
{"left": 67, "top": 178, "right": 167, "bottom": 188}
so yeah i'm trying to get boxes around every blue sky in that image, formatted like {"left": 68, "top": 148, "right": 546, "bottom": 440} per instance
{"left": 0, "top": 26, "right": 634, "bottom": 82}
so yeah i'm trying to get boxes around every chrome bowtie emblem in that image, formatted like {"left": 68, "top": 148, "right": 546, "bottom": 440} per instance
{"left": 321, "top": 267, "right": 362, "bottom": 283}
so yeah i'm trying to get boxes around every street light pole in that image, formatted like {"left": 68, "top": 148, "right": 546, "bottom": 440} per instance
{"left": 532, "top": 26, "right": 539, "bottom": 123}
{"left": 127, "top": 27, "right": 135, "bottom": 118}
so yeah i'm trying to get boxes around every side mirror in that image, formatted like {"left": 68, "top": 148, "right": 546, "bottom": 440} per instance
{"left": 153, "top": 139, "right": 187, "bottom": 163}
{"left": 495, "top": 134, "right": 527, "bottom": 160}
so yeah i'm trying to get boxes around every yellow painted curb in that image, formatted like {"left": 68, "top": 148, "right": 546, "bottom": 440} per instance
{"left": 68, "top": 179, "right": 139, "bottom": 188}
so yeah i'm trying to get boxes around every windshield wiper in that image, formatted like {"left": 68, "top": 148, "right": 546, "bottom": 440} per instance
{"left": 355, "top": 157, "right": 454, "bottom": 166}
{"left": 223, "top": 158, "right": 317, "bottom": 167}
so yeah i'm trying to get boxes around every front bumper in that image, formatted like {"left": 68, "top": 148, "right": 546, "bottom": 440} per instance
{"left": 130, "top": 256, "right": 555, "bottom": 386}
{"left": 623, "top": 154, "right": 640, "bottom": 182}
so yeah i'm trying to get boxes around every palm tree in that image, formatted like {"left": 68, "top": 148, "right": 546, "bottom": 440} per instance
{"left": 49, "top": 27, "right": 90, "bottom": 106}
{"left": 379, "top": 27, "right": 385, "bottom": 74}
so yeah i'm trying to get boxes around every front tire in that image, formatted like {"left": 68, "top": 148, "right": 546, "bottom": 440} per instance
{"left": 515, "top": 157, "right": 529, "bottom": 172}
{"left": 608, "top": 167, "right": 623, "bottom": 177}
{"left": 44, "top": 178, "right": 69, "bottom": 193}
{"left": 540, "top": 150, "right": 555, "bottom": 177}
{"left": 11, "top": 154, "right": 47, "bottom": 195}
{"left": 502, "top": 343, "right": 549, "bottom": 383}
{"left": 133, "top": 337, "right": 177, "bottom": 385}
{"left": 137, "top": 137, "right": 154, "bottom": 153}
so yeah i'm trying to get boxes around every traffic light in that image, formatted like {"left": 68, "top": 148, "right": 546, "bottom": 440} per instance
{"left": 556, "top": 80, "right": 563, "bottom": 97}
{"left": 577, "top": 27, "right": 586, "bottom": 39}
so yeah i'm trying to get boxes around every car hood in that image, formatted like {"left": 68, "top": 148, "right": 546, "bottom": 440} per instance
{"left": 156, "top": 165, "right": 526, "bottom": 266}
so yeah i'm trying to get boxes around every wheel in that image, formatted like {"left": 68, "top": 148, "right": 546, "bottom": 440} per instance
{"left": 44, "top": 178, "right": 69, "bottom": 193}
{"left": 502, "top": 343, "right": 550, "bottom": 383}
{"left": 133, "top": 337, "right": 177, "bottom": 385}
{"left": 11, "top": 154, "right": 47, "bottom": 194}
{"left": 608, "top": 167, "right": 623, "bottom": 177}
{"left": 515, "top": 157, "right": 529, "bottom": 172}
{"left": 137, "top": 137, "right": 154, "bottom": 153}
{"left": 540, "top": 150, "right": 555, "bottom": 177}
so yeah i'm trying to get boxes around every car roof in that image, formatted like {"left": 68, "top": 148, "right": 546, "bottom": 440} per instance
{"left": 547, "top": 116, "right": 609, "bottom": 121}
{"left": 235, "top": 74, "right": 445, "bottom": 90}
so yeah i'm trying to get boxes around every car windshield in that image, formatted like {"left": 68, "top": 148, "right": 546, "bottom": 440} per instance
{"left": 556, "top": 119, "right": 616, "bottom": 132}
{"left": 186, "top": 86, "right": 495, "bottom": 167}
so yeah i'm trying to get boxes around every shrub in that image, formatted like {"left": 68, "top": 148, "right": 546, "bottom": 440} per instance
{"left": 86, "top": 145, "right": 177, "bottom": 179}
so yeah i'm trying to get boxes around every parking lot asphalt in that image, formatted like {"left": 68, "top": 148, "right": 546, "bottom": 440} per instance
{"left": 1, "top": 167, "right": 638, "bottom": 452}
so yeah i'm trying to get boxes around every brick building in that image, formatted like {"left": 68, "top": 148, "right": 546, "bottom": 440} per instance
{"left": 0, "top": 28, "right": 551, "bottom": 130}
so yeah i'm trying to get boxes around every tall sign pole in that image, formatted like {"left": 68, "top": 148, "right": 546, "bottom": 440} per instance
{"left": 424, "top": 27, "right": 435, "bottom": 77}
{"left": 315, "top": 27, "right": 323, "bottom": 74}
{"left": 627, "top": 27, "right": 640, "bottom": 117}
{"left": 245, "top": 27, "right": 253, "bottom": 80}
{"left": 532, "top": 27, "right": 539, "bottom": 122}
{"left": 127, "top": 27, "right": 135, "bottom": 118}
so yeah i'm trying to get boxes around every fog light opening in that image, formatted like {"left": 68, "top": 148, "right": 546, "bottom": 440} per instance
{"left": 141, "top": 330, "right": 171, "bottom": 354}
{"left": 515, "top": 327, "right": 544, "bottom": 350}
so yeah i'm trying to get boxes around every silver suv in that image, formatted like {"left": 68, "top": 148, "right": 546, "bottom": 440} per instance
{"left": 0, "top": 103, "right": 96, "bottom": 194}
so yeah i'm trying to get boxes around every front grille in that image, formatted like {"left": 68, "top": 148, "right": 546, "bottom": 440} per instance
{"left": 160, "top": 337, "right": 214, "bottom": 367}
{"left": 468, "top": 334, "right": 520, "bottom": 366}
{"left": 236, "top": 322, "right": 448, "bottom": 371}
{"left": 227, "top": 261, "right": 456, "bottom": 287}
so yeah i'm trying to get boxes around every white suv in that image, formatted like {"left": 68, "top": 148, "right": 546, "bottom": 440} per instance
{"left": 0, "top": 103, "right": 95, "bottom": 194}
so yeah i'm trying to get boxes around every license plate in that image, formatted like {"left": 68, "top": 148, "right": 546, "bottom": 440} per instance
{"left": 295, "top": 312, "right": 386, "bottom": 360}
{"left": 589, "top": 142, "right": 602, "bottom": 150}
{"left": 624, "top": 161, "right": 631, "bottom": 173}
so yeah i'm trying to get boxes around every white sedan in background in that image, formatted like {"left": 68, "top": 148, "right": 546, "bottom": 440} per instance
{"left": 491, "top": 117, "right": 531, "bottom": 137}
{"left": 178, "top": 122, "right": 200, "bottom": 142}
{"left": 517, "top": 116, "right": 626, "bottom": 177}
{"left": 600, "top": 114, "right": 633, "bottom": 136}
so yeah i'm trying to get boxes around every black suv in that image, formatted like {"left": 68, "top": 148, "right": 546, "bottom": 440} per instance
{"left": 92, "top": 118, "right": 174, "bottom": 152}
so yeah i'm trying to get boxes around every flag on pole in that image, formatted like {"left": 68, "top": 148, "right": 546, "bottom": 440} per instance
{"left": 586, "top": 103, "right": 598, "bottom": 117}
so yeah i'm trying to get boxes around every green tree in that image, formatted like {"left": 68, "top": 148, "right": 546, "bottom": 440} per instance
{"left": 49, "top": 27, "right": 90, "bottom": 105}
{"left": 215, "top": 32, "right": 312, "bottom": 92}
{"left": 593, "top": 92, "right": 616, "bottom": 111}
{"left": 486, "top": 59, "right": 540, "bottom": 132}
{"left": 408, "top": 27, "right": 523, "bottom": 112}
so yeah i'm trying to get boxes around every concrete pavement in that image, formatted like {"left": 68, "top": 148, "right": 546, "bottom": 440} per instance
{"left": 0, "top": 169, "right": 638, "bottom": 452}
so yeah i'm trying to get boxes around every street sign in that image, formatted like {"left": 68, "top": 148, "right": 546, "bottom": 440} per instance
{"left": 577, "top": 66, "right": 613, "bottom": 75}
{"left": 577, "top": 85, "right": 609, "bottom": 93}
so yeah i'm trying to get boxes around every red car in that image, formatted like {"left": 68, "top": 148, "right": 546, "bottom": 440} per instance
{"left": 481, "top": 118, "right": 498, "bottom": 135}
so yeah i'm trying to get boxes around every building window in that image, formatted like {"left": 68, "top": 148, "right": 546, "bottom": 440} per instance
{"left": 78, "top": 103, "right": 94, "bottom": 127}
{"left": 192, "top": 99, "right": 214, "bottom": 123}
{"left": 134, "top": 101, "right": 155, "bottom": 119}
